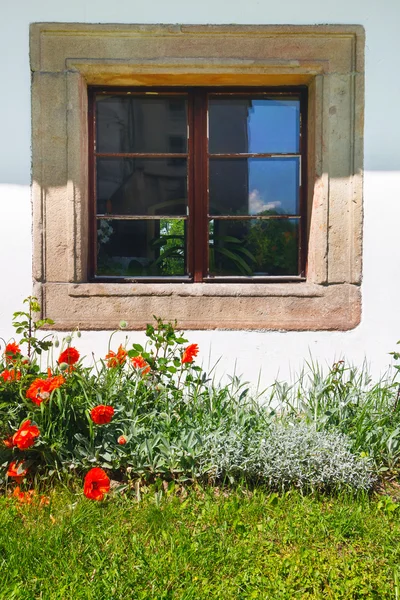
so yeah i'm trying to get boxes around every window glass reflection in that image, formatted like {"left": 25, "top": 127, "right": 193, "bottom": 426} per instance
{"left": 97, "top": 219, "right": 186, "bottom": 277}
{"left": 96, "top": 95, "right": 187, "bottom": 154}
{"left": 209, "top": 98, "right": 300, "bottom": 154}
{"left": 209, "top": 218, "right": 299, "bottom": 276}
{"left": 209, "top": 158, "right": 299, "bottom": 216}
{"left": 97, "top": 158, "right": 187, "bottom": 216}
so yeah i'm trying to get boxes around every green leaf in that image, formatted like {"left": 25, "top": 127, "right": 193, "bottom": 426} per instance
{"left": 216, "top": 247, "right": 253, "bottom": 275}
{"left": 212, "top": 235, "right": 243, "bottom": 244}
{"left": 234, "top": 245, "right": 257, "bottom": 261}
{"left": 132, "top": 344, "right": 144, "bottom": 352}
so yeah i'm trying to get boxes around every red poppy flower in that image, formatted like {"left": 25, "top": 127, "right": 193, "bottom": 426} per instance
{"left": 1, "top": 369, "right": 21, "bottom": 382}
{"left": 117, "top": 435, "right": 127, "bottom": 445}
{"left": 4, "top": 342, "right": 21, "bottom": 362}
{"left": 3, "top": 435, "right": 14, "bottom": 448}
{"left": 12, "top": 486, "right": 36, "bottom": 504}
{"left": 83, "top": 467, "right": 110, "bottom": 501}
{"left": 12, "top": 420, "right": 40, "bottom": 450}
{"left": 7, "top": 461, "right": 28, "bottom": 483}
{"left": 58, "top": 347, "right": 80, "bottom": 366}
{"left": 131, "top": 355, "right": 150, "bottom": 375}
{"left": 181, "top": 344, "right": 199, "bottom": 364}
{"left": 48, "top": 375, "right": 65, "bottom": 391}
{"left": 105, "top": 345, "right": 127, "bottom": 368}
{"left": 26, "top": 375, "right": 65, "bottom": 405}
{"left": 90, "top": 405, "right": 114, "bottom": 425}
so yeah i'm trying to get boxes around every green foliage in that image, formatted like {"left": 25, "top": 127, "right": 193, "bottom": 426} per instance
{"left": 271, "top": 359, "right": 400, "bottom": 474}
{"left": 246, "top": 216, "right": 298, "bottom": 274}
{"left": 11, "top": 296, "right": 54, "bottom": 357}
{"left": 151, "top": 218, "right": 185, "bottom": 276}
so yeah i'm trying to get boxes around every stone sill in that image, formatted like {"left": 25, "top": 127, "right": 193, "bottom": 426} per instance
{"left": 68, "top": 282, "right": 323, "bottom": 299}
{"left": 37, "top": 282, "right": 361, "bottom": 332}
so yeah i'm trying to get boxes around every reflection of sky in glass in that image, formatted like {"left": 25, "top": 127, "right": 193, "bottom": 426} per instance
{"left": 247, "top": 100, "right": 300, "bottom": 154}
{"left": 208, "top": 98, "right": 300, "bottom": 154}
{"left": 209, "top": 157, "right": 299, "bottom": 216}
{"left": 248, "top": 158, "right": 299, "bottom": 215}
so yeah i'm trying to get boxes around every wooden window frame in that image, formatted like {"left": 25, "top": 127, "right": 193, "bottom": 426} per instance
{"left": 89, "top": 86, "right": 308, "bottom": 284}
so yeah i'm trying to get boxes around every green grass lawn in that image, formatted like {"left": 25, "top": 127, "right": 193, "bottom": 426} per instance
{"left": 1, "top": 487, "right": 400, "bottom": 599}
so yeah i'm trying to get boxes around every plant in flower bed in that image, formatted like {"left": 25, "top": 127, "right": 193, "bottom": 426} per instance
{"left": 0, "top": 298, "right": 374, "bottom": 501}
{"left": 271, "top": 359, "right": 400, "bottom": 476}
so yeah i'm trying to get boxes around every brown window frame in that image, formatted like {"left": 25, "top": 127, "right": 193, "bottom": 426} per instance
{"left": 88, "top": 86, "right": 308, "bottom": 284}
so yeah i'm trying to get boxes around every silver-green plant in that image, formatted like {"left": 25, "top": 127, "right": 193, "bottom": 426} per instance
{"left": 203, "top": 422, "right": 373, "bottom": 492}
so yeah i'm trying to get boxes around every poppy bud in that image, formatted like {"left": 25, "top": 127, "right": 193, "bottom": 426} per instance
{"left": 59, "top": 362, "right": 69, "bottom": 371}
{"left": 119, "top": 320, "right": 128, "bottom": 329}
{"left": 118, "top": 435, "right": 127, "bottom": 445}
{"left": 64, "top": 336, "right": 72, "bottom": 344}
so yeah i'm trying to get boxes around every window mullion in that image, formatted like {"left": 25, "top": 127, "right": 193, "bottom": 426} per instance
{"left": 192, "top": 90, "right": 208, "bottom": 282}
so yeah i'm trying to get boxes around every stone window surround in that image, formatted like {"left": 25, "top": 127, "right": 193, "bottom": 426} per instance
{"left": 30, "top": 23, "right": 364, "bottom": 331}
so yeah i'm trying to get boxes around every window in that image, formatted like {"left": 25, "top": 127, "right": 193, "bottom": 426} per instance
{"left": 90, "top": 87, "right": 307, "bottom": 282}
{"left": 30, "top": 23, "right": 364, "bottom": 330}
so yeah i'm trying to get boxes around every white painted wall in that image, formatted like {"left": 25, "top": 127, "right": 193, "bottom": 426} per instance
{"left": 1, "top": 0, "right": 399, "bottom": 387}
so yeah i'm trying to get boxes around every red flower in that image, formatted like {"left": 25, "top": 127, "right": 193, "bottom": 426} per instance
{"left": 1, "top": 369, "right": 21, "bottom": 382}
{"left": 117, "top": 435, "right": 127, "bottom": 445}
{"left": 181, "top": 344, "right": 199, "bottom": 364}
{"left": 12, "top": 420, "right": 40, "bottom": 450}
{"left": 84, "top": 468, "right": 110, "bottom": 501}
{"left": 3, "top": 436, "right": 14, "bottom": 448}
{"left": 4, "top": 342, "right": 21, "bottom": 363}
{"left": 12, "top": 486, "right": 35, "bottom": 504}
{"left": 26, "top": 375, "right": 65, "bottom": 405}
{"left": 48, "top": 375, "right": 65, "bottom": 390}
{"left": 105, "top": 345, "right": 127, "bottom": 368}
{"left": 131, "top": 355, "right": 150, "bottom": 375}
{"left": 58, "top": 347, "right": 80, "bottom": 366}
{"left": 7, "top": 461, "right": 28, "bottom": 483}
{"left": 90, "top": 405, "right": 114, "bottom": 425}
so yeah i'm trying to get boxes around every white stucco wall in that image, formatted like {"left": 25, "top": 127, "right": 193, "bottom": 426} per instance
{"left": 1, "top": 0, "right": 399, "bottom": 387}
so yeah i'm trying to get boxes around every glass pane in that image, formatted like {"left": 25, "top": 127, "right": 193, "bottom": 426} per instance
{"left": 96, "top": 95, "right": 188, "bottom": 153}
{"left": 209, "top": 158, "right": 299, "bottom": 216}
{"left": 209, "top": 97, "right": 300, "bottom": 154}
{"left": 209, "top": 218, "right": 299, "bottom": 277}
{"left": 97, "top": 219, "right": 186, "bottom": 277}
{"left": 97, "top": 158, "right": 187, "bottom": 216}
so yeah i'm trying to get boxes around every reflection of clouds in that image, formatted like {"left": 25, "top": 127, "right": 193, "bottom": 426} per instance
{"left": 249, "top": 189, "right": 281, "bottom": 215}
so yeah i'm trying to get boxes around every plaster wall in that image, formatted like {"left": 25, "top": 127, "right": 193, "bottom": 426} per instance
{"left": 0, "top": 0, "right": 399, "bottom": 387}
